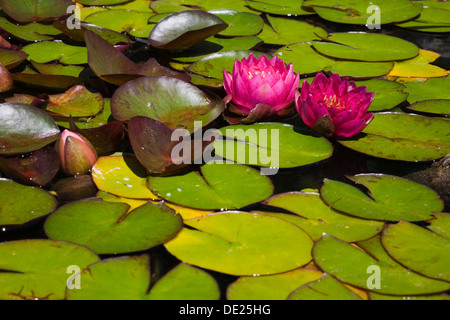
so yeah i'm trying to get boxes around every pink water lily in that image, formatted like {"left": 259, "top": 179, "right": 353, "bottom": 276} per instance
{"left": 295, "top": 72, "right": 374, "bottom": 138}
{"left": 223, "top": 54, "right": 300, "bottom": 116}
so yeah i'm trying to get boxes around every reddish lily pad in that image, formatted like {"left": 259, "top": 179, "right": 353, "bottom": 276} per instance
{"left": 0, "top": 0, "right": 73, "bottom": 23}
{"left": 0, "top": 145, "right": 60, "bottom": 187}
{"left": 0, "top": 103, "right": 61, "bottom": 155}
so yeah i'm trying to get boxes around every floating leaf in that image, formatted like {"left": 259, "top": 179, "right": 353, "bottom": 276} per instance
{"left": 85, "top": 31, "right": 190, "bottom": 86}
{"left": 45, "top": 85, "right": 104, "bottom": 118}
{"left": 0, "top": 145, "right": 60, "bottom": 187}
{"left": 387, "top": 49, "right": 448, "bottom": 79}
{"left": 257, "top": 15, "right": 327, "bottom": 45}
{"left": 325, "top": 60, "right": 393, "bottom": 79}
{"left": 209, "top": 10, "right": 264, "bottom": 37}
{"left": 260, "top": 192, "right": 383, "bottom": 241}
{"left": 147, "top": 263, "right": 220, "bottom": 300}
{"left": 396, "top": 1, "right": 450, "bottom": 33}
{"left": 84, "top": 9, "right": 154, "bottom": 38}
{"left": 312, "top": 33, "right": 419, "bottom": 62}
{"left": 212, "top": 123, "right": 333, "bottom": 169}
{"left": 148, "top": 11, "right": 228, "bottom": 50}
{"left": 0, "top": 103, "right": 60, "bottom": 155}
{"left": 67, "top": 255, "right": 152, "bottom": 300}
{"left": 338, "top": 112, "right": 450, "bottom": 162}
{"left": 0, "top": 48, "right": 28, "bottom": 69}
{"left": 147, "top": 163, "right": 274, "bottom": 210}
{"left": 0, "top": 17, "right": 59, "bottom": 41}
{"left": 0, "top": 178, "right": 57, "bottom": 226}
{"left": 92, "top": 154, "right": 160, "bottom": 200}
{"left": 313, "top": 235, "right": 450, "bottom": 295}
{"left": 0, "top": 0, "right": 73, "bottom": 23}
{"left": 288, "top": 274, "right": 363, "bottom": 300}
{"left": 428, "top": 213, "right": 450, "bottom": 239}
{"left": 227, "top": 265, "right": 322, "bottom": 300}
{"left": 165, "top": 211, "right": 314, "bottom": 275}
{"left": 320, "top": 174, "right": 443, "bottom": 221}
{"left": 354, "top": 79, "right": 408, "bottom": 112}
{"left": 21, "top": 41, "right": 88, "bottom": 65}
{"left": 44, "top": 199, "right": 183, "bottom": 254}
{"left": 303, "top": 0, "right": 423, "bottom": 25}
{"left": 274, "top": 44, "right": 335, "bottom": 75}
{"left": 382, "top": 220, "right": 450, "bottom": 282}
{"left": 245, "top": 0, "right": 316, "bottom": 16}
{"left": 0, "top": 239, "right": 99, "bottom": 300}
{"left": 186, "top": 50, "right": 267, "bottom": 80}
{"left": 111, "top": 76, "right": 224, "bottom": 131}
{"left": 404, "top": 78, "right": 450, "bottom": 104}
{"left": 405, "top": 99, "right": 450, "bottom": 117}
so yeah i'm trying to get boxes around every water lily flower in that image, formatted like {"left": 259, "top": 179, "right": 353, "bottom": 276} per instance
{"left": 295, "top": 72, "right": 374, "bottom": 138}
{"left": 57, "top": 129, "right": 98, "bottom": 176}
{"left": 223, "top": 53, "right": 300, "bottom": 117}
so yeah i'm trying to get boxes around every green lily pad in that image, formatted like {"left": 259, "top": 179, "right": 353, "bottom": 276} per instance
{"left": 209, "top": 10, "right": 264, "bottom": 37}
{"left": 147, "top": 163, "right": 274, "bottom": 210}
{"left": 11, "top": 73, "right": 85, "bottom": 90}
{"left": 147, "top": 263, "right": 220, "bottom": 300}
{"left": 287, "top": 274, "right": 363, "bottom": 300}
{"left": 354, "top": 79, "right": 408, "bottom": 112}
{"left": 57, "top": 98, "right": 113, "bottom": 130}
{"left": 382, "top": 220, "right": 450, "bottom": 282}
{"left": 313, "top": 235, "right": 450, "bottom": 295}
{"left": 320, "top": 174, "right": 443, "bottom": 221}
{"left": 66, "top": 255, "right": 152, "bottom": 300}
{"left": 106, "top": 0, "right": 153, "bottom": 12}
{"left": 44, "top": 199, "right": 183, "bottom": 254}
{"left": 0, "top": 178, "right": 57, "bottom": 226}
{"left": 0, "top": 17, "right": 60, "bottom": 41}
{"left": 150, "top": 0, "right": 255, "bottom": 14}
{"left": 396, "top": 1, "right": 450, "bottom": 33}
{"left": 165, "top": 211, "right": 314, "bottom": 275}
{"left": 338, "top": 112, "right": 450, "bottom": 162}
{"left": 91, "top": 154, "right": 160, "bottom": 200}
{"left": 21, "top": 41, "right": 88, "bottom": 65}
{"left": 0, "top": 0, "right": 73, "bottom": 23}
{"left": 31, "top": 61, "right": 84, "bottom": 77}
{"left": 405, "top": 99, "right": 450, "bottom": 117}
{"left": 259, "top": 191, "right": 383, "bottom": 241}
{"left": 245, "top": 0, "right": 316, "bottom": 15}
{"left": 78, "top": 0, "right": 130, "bottom": 4}
{"left": 110, "top": 76, "right": 224, "bottom": 131}
{"left": 0, "top": 48, "right": 29, "bottom": 69}
{"left": 0, "top": 103, "right": 61, "bottom": 155}
{"left": 0, "top": 239, "right": 99, "bottom": 300}
{"left": 171, "top": 35, "right": 263, "bottom": 63}
{"left": 227, "top": 266, "right": 323, "bottom": 300}
{"left": 45, "top": 85, "right": 104, "bottom": 118}
{"left": 325, "top": 60, "right": 394, "bottom": 79}
{"left": 312, "top": 33, "right": 419, "bottom": 62}
{"left": 186, "top": 50, "right": 267, "bottom": 80}
{"left": 274, "top": 44, "right": 335, "bottom": 75}
{"left": 212, "top": 123, "right": 333, "bottom": 169}
{"left": 84, "top": 9, "right": 154, "bottom": 38}
{"left": 427, "top": 213, "right": 450, "bottom": 239}
{"left": 148, "top": 10, "right": 228, "bottom": 50}
{"left": 257, "top": 15, "right": 327, "bottom": 45}
{"left": 404, "top": 78, "right": 450, "bottom": 104}
{"left": 303, "top": 0, "right": 423, "bottom": 25}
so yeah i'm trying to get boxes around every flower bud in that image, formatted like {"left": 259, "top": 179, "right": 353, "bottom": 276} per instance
{"left": 57, "top": 129, "right": 98, "bottom": 176}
